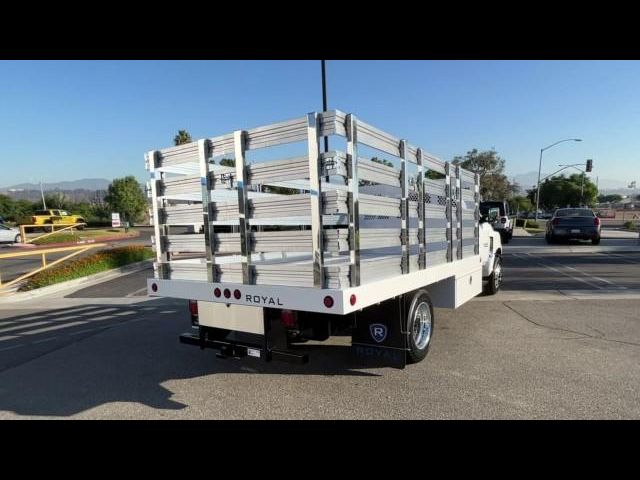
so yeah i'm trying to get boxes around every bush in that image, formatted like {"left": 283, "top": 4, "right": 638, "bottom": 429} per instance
{"left": 19, "top": 246, "right": 153, "bottom": 291}
{"left": 624, "top": 221, "right": 637, "bottom": 231}
{"left": 515, "top": 218, "right": 539, "bottom": 229}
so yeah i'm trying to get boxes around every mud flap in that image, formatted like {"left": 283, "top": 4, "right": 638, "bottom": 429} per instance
{"left": 350, "top": 296, "right": 407, "bottom": 369}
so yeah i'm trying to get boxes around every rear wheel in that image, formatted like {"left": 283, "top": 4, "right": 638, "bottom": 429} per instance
{"left": 484, "top": 255, "right": 502, "bottom": 295}
{"left": 405, "top": 290, "right": 434, "bottom": 364}
{"left": 592, "top": 236, "right": 601, "bottom": 245}
{"left": 546, "top": 234, "right": 555, "bottom": 244}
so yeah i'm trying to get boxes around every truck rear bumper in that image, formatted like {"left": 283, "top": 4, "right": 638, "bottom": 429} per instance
{"left": 179, "top": 330, "right": 309, "bottom": 364}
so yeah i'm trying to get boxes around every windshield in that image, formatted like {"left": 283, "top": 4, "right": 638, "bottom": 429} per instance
{"left": 480, "top": 202, "right": 506, "bottom": 216}
{"left": 555, "top": 208, "right": 594, "bottom": 217}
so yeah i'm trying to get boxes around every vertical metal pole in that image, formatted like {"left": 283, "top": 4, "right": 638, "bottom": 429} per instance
{"left": 474, "top": 172, "right": 480, "bottom": 255}
{"left": 234, "top": 130, "right": 252, "bottom": 285}
{"left": 535, "top": 148, "right": 544, "bottom": 221}
{"left": 307, "top": 113, "right": 325, "bottom": 288}
{"left": 456, "top": 165, "right": 463, "bottom": 260}
{"left": 198, "top": 139, "right": 216, "bottom": 282}
{"left": 346, "top": 113, "right": 360, "bottom": 287}
{"left": 321, "top": 60, "right": 329, "bottom": 153}
{"left": 400, "top": 140, "right": 410, "bottom": 274}
{"left": 416, "top": 148, "right": 426, "bottom": 269}
{"left": 445, "top": 162, "right": 453, "bottom": 263}
{"left": 581, "top": 172, "right": 585, "bottom": 206}
{"left": 147, "top": 150, "right": 167, "bottom": 279}
{"left": 40, "top": 181, "right": 47, "bottom": 210}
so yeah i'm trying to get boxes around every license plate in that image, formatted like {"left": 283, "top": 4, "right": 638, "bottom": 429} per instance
{"left": 571, "top": 229, "right": 581, "bottom": 233}
{"left": 555, "top": 229, "right": 566, "bottom": 234}
{"left": 247, "top": 348, "right": 261, "bottom": 358}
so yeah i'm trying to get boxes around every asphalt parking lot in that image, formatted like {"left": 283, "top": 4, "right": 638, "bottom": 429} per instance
{"left": 0, "top": 233, "right": 638, "bottom": 419}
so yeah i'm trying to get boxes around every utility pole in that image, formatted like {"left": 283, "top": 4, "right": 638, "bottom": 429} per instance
{"left": 40, "top": 181, "right": 47, "bottom": 209}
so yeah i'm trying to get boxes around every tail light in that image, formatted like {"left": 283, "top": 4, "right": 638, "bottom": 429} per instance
{"left": 32, "top": 216, "right": 36, "bottom": 223}
{"left": 280, "top": 309, "right": 297, "bottom": 328}
{"left": 188, "top": 300, "right": 199, "bottom": 326}
{"left": 500, "top": 217, "right": 507, "bottom": 224}
{"left": 552, "top": 218, "right": 559, "bottom": 226}
{"left": 323, "top": 295, "right": 334, "bottom": 308}
{"left": 594, "top": 217, "right": 600, "bottom": 226}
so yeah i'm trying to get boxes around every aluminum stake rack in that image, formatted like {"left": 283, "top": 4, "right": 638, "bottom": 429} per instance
{"left": 147, "top": 110, "right": 481, "bottom": 316}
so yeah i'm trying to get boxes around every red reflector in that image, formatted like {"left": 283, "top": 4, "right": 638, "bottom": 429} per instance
{"left": 594, "top": 217, "right": 600, "bottom": 226}
{"left": 552, "top": 218, "right": 559, "bottom": 226}
{"left": 323, "top": 295, "right": 334, "bottom": 308}
{"left": 233, "top": 289, "right": 241, "bottom": 300}
{"left": 280, "top": 309, "right": 297, "bottom": 328}
{"left": 350, "top": 294, "right": 357, "bottom": 306}
{"left": 214, "top": 288, "right": 221, "bottom": 298}
{"left": 500, "top": 217, "right": 507, "bottom": 223}
{"left": 151, "top": 283, "right": 158, "bottom": 292}
{"left": 188, "top": 300, "right": 198, "bottom": 316}
{"left": 223, "top": 288, "right": 231, "bottom": 299}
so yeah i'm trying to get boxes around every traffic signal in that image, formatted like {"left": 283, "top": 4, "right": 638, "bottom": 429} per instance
{"left": 586, "top": 159, "right": 593, "bottom": 172}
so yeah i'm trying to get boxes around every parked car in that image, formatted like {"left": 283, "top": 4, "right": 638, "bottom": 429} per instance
{"left": 546, "top": 208, "right": 601, "bottom": 245}
{"left": 480, "top": 200, "right": 513, "bottom": 243}
{"left": 0, "top": 215, "right": 5, "bottom": 224}
{"left": 0, "top": 223, "right": 21, "bottom": 243}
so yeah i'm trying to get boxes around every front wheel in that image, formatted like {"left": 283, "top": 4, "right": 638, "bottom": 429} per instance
{"left": 484, "top": 255, "right": 503, "bottom": 295}
{"left": 14, "top": 234, "right": 21, "bottom": 243}
{"left": 405, "top": 290, "right": 434, "bottom": 364}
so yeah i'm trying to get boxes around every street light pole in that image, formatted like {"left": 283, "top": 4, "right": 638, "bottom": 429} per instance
{"left": 535, "top": 138, "right": 582, "bottom": 221}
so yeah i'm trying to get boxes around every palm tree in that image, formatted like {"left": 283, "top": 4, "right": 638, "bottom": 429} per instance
{"left": 173, "top": 130, "right": 192, "bottom": 146}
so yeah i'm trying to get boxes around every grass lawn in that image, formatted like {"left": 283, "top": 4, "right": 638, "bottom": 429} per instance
{"left": 30, "top": 228, "right": 138, "bottom": 245}
{"left": 525, "top": 228, "right": 545, "bottom": 234}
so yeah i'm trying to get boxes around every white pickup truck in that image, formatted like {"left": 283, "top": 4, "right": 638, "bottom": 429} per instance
{"left": 146, "top": 110, "right": 503, "bottom": 368}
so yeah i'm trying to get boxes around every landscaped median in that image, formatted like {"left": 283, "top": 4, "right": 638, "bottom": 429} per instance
{"left": 18, "top": 245, "right": 153, "bottom": 291}
{"left": 29, "top": 228, "right": 140, "bottom": 246}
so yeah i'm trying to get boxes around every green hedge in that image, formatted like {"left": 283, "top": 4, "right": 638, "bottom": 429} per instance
{"left": 624, "top": 221, "right": 637, "bottom": 231}
{"left": 516, "top": 218, "right": 539, "bottom": 229}
{"left": 19, "top": 246, "right": 153, "bottom": 291}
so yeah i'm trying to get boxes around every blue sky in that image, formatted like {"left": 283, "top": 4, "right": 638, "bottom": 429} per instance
{"left": 1, "top": 60, "right": 639, "bottom": 189}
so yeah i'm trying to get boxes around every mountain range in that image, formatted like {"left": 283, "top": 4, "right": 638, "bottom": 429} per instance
{"left": 0, "top": 178, "right": 111, "bottom": 192}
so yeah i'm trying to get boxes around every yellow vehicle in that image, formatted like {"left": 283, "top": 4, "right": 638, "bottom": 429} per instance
{"left": 21, "top": 209, "right": 86, "bottom": 230}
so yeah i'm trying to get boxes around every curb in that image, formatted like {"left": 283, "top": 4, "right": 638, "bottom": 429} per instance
{"left": 0, "top": 259, "right": 153, "bottom": 303}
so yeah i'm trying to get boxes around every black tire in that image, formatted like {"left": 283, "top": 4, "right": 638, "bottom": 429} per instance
{"left": 501, "top": 232, "right": 510, "bottom": 244}
{"left": 546, "top": 234, "right": 554, "bottom": 244}
{"left": 405, "top": 290, "right": 434, "bottom": 364}
{"left": 76, "top": 220, "right": 85, "bottom": 231}
{"left": 592, "top": 236, "right": 601, "bottom": 245}
{"left": 484, "top": 255, "right": 502, "bottom": 295}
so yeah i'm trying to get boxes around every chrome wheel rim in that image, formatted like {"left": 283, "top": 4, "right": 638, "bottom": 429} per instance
{"left": 494, "top": 260, "right": 502, "bottom": 289}
{"left": 412, "top": 301, "right": 432, "bottom": 350}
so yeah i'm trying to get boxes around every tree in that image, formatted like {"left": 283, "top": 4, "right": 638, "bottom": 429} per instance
{"left": 452, "top": 149, "right": 517, "bottom": 200}
{"left": 104, "top": 176, "right": 147, "bottom": 224}
{"left": 526, "top": 174, "right": 598, "bottom": 209}
{"left": 509, "top": 195, "right": 532, "bottom": 213}
{"left": 219, "top": 158, "right": 235, "bottom": 167}
{"left": 597, "top": 194, "right": 623, "bottom": 203}
{"left": 173, "top": 130, "right": 192, "bottom": 146}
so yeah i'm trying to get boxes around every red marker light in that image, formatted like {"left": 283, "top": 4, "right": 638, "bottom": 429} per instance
{"left": 223, "top": 289, "right": 231, "bottom": 299}
{"left": 233, "top": 289, "right": 241, "bottom": 300}
{"left": 151, "top": 283, "right": 158, "bottom": 292}
{"left": 350, "top": 294, "right": 357, "bottom": 306}
{"left": 214, "top": 288, "right": 221, "bottom": 298}
{"left": 323, "top": 295, "right": 334, "bottom": 308}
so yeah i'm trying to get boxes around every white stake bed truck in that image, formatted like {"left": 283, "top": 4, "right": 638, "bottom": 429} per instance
{"left": 146, "top": 110, "right": 503, "bottom": 368}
